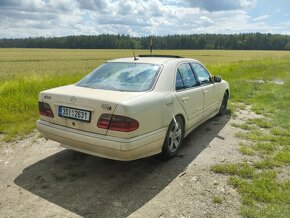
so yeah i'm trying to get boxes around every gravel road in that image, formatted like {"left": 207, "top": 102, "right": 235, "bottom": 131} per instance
{"left": 0, "top": 112, "right": 246, "bottom": 218}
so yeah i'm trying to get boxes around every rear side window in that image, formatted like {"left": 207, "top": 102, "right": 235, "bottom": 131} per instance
{"left": 175, "top": 63, "right": 197, "bottom": 90}
{"left": 190, "top": 63, "right": 211, "bottom": 84}
{"left": 176, "top": 71, "right": 184, "bottom": 91}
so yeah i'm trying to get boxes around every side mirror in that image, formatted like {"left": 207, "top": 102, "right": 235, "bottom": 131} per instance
{"left": 214, "top": 76, "right": 222, "bottom": 83}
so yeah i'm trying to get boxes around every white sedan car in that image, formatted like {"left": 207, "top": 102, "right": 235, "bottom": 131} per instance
{"left": 37, "top": 55, "right": 229, "bottom": 161}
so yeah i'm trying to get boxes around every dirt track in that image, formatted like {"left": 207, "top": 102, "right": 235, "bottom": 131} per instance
{"left": 0, "top": 112, "right": 247, "bottom": 218}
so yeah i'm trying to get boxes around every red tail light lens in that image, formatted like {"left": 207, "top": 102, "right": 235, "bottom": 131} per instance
{"left": 38, "top": 102, "right": 54, "bottom": 118}
{"left": 97, "top": 114, "right": 112, "bottom": 129}
{"left": 110, "top": 115, "right": 139, "bottom": 132}
{"left": 97, "top": 114, "right": 139, "bottom": 132}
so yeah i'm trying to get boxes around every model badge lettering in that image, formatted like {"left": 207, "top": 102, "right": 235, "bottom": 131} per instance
{"left": 101, "top": 104, "right": 112, "bottom": 110}
{"left": 44, "top": 95, "right": 51, "bottom": 100}
{"left": 70, "top": 96, "right": 76, "bottom": 103}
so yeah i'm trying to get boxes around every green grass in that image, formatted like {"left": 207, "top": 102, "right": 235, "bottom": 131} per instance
{"left": 1, "top": 48, "right": 290, "bottom": 141}
{"left": 212, "top": 195, "right": 223, "bottom": 204}
{"left": 253, "top": 142, "right": 277, "bottom": 154}
{"left": 246, "top": 118, "right": 273, "bottom": 129}
{"left": 210, "top": 54, "right": 290, "bottom": 217}
{"left": 0, "top": 73, "right": 85, "bottom": 140}
{"left": 211, "top": 163, "right": 255, "bottom": 178}
{"left": 239, "top": 142, "right": 255, "bottom": 156}
{"left": 232, "top": 123, "right": 257, "bottom": 131}
{"left": 229, "top": 172, "right": 290, "bottom": 218}
{"left": 0, "top": 48, "right": 289, "bottom": 217}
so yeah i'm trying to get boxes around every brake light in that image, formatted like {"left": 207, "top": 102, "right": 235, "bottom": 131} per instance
{"left": 97, "top": 114, "right": 112, "bottom": 129}
{"left": 97, "top": 114, "right": 139, "bottom": 132}
{"left": 110, "top": 115, "right": 139, "bottom": 132}
{"left": 38, "top": 102, "right": 54, "bottom": 118}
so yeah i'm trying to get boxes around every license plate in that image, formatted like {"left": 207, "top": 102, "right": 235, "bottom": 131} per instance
{"left": 58, "top": 106, "right": 91, "bottom": 122}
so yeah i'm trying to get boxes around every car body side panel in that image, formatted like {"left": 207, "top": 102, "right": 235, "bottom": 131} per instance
{"left": 175, "top": 87, "right": 204, "bottom": 130}
{"left": 36, "top": 57, "right": 230, "bottom": 161}
{"left": 109, "top": 92, "right": 175, "bottom": 139}
{"left": 202, "top": 83, "right": 219, "bottom": 118}
{"left": 214, "top": 81, "right": 230, "bottom": 108}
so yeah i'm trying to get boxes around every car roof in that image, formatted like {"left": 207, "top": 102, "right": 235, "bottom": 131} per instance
{"left": 107, "top": 56, "right": 201, "bottom": 65}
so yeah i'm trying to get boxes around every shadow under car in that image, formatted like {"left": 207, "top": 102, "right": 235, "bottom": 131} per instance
{"left": 14, "top": 114, "right": 231, "bottom": 217}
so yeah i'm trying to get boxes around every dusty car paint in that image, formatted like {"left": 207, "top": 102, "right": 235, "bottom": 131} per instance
{"left": 37, "top": 56, "right": 229, "bottom": 160}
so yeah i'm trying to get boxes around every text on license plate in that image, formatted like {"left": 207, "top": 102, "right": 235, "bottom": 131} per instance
{"left": 58, "top": 106, "right": 91, "bottom": 122}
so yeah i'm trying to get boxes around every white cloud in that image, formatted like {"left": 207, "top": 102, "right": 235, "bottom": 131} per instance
{"left": 199, "top": 16, "right": 215, "bottom": 25}
{"left": 240, "top": 0, "right": 257, "bottom": 9}
{"left": 186, "top": 0, "right": 256, "bottom": 12}
{"left": 77, "top": 0, "right": 109, "bottom": 11}
{"left": 253, "top": 15, "right": 270, "bottom": 21}
{"left": 0, "top": 0, "right": 288, "bottom": 38}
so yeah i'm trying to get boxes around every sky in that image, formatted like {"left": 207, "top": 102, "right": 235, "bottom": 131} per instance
{"left": 0, "top": 0, "right": 290, "bottom": 38}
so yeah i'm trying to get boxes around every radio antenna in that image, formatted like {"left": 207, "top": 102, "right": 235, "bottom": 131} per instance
{"left": 133, "top": 51, "right": 138, "bottom": 61}
{"left": 150, "top": 36, "right": 153, "bottom": 56}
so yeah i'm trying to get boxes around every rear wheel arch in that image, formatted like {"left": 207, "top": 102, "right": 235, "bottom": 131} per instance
{"left": 161, "top": 115, "right": 185, "bottom": 159}
{"left": 225, "top": 89, "right": 229, "bottom": 97}
{"left": 175, "top": 113, "right": 186, "bottom": 131}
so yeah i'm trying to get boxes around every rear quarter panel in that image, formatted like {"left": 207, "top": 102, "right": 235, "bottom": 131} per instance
{"left": 107, "top": 60, "right": 190, "bottom": 139}
{"left": 107, "top": 92, "right": 173, "bottom": 139}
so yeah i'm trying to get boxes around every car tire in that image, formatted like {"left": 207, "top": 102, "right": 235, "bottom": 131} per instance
{"left": 218, "top": 91, "right": 229, "bottom": 116}
{"left": 161, "top": 116, "right": 184, "bottom": 159}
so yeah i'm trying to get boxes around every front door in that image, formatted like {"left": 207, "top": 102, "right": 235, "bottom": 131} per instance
{"left": 190, "top": 63, "right": 219, "bottom": 118}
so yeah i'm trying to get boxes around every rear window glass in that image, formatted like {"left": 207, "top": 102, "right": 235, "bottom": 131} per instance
{"left": 77, "top": 63, "right": 161, "bottom": 92}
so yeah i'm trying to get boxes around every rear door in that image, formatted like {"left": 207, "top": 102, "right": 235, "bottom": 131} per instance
{"left": 175, "top": 63, "right": 203, "bottom": 129}
{"left": 190, "top": 63, "right": 219, "bottom": 118}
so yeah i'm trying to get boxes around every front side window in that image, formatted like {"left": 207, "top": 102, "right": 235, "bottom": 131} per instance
{"left": 175, "top": 63, "right": 197, "bottom": 90}
{"left": 191, "top": 63, "right": 211, "bottom": 84}
{"left": 77, "top": 63, "right": 161, "bottom": 92}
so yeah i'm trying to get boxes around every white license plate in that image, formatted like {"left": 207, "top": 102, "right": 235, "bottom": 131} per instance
{"left": 58, "top": 106, "right": 91, "bottom": 122}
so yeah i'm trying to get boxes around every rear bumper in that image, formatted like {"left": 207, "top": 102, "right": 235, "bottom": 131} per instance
{"left": 36, "top": 120, "right": 167, "bottom": 161}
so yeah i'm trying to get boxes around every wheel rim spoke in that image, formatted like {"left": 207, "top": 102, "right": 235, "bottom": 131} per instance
{"left": 175, "top": 129, "right": 182, "bottom": 138}
{"left": 168, "top": 138, "right": 174, "bottom": 151}
{"left": 173, "top": 140, "right": 177, "bottom": 149}
{"left": 168, "top": 121, "right": 182, "bottom": 152}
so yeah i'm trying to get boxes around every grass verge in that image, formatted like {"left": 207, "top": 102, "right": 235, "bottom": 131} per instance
{"left": 1, "top": 49, "right": 288, "bottom": 142}
{"left": 211, "top": 58, "right": 290, "bottom": 217}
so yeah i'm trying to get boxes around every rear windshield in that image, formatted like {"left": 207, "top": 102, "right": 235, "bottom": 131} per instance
{"left": 77, "top": 62, "right": 161, "bottom": 92}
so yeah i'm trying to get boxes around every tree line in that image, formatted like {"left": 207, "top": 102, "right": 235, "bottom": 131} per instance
{"left": 1, "top": 33, "right": 290, "bottom": 50}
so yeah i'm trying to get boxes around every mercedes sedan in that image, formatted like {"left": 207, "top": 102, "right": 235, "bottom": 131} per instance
{"left": 37, "top": 55, "right": 229, "bottom": 161}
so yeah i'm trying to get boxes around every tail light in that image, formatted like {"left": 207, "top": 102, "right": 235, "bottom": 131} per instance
{"left": 38, "top": 102, "right": 54, "bottom": 118}
{"left": 97, "top": 114, "right": 139, "bottom": 132}
{"left": 110, "top": 115, "right": 139, "bottom": 132}
{"left": 97, "top": 114, "right": 111, "bottom": 129}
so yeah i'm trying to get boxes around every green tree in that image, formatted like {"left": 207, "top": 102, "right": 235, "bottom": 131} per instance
{"left": 285, "top": 42, "right": 290, "bottom": 50}
{"left": 197, "top": 35, "right": 206, "bottom": 49}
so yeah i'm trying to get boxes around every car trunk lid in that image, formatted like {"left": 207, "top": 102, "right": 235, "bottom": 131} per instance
{"left": 39, "top": 85, "right": 145, "bottom": 135}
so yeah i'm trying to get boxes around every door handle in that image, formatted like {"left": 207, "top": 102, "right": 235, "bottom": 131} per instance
{"left": 181, "top": 97, "right": 189, "bottom": 102}
{"left": 203, "top": 90, "right": 209, "bottom": 95}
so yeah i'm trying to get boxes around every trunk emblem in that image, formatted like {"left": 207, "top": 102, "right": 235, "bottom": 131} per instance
{"left": 101, "top": 104, "right": 112, "bottom": 110}
{"left": 70, "top": 96, "right": 76, "bottom": 103}
{"left": 44, "top": 95, "right": 51, "bottom": 100}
